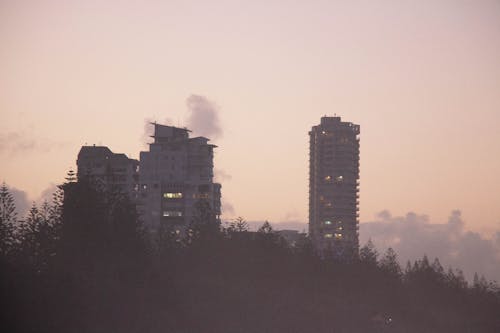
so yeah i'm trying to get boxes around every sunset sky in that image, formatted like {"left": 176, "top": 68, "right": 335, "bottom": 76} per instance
{"left": 1, "top": 0, "right": 500, "bottom": 237}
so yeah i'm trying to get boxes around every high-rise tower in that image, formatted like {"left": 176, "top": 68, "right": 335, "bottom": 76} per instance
{"left": 309, "top": 116, "right": 360, "bottom": 259}
{"left": 138, "top": 123, "right": 221, "bottom": 234}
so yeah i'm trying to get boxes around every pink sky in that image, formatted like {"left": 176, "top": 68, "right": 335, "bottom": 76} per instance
{"left": 1, "top": 0, "right": 500, "bottom": 235}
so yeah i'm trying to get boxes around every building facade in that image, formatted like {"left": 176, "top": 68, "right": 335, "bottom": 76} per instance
{"left": 138, "top": 123, "right": 221, "bottom": 233}
{"left": 309, "top": 116, "right": 360, "bottom": 259}
{"left": 76, "top": 145, "right": 139, "bottom": 198}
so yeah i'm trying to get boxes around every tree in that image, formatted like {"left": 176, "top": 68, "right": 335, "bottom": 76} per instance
{"left": 379, "top": 247, "right": 402, "bottom": 278}
{"left": 187, "top": 199, "right": 220, "bottom": 244}
{"left": 227, "top": 216, "right": 249, "bottom": 233}
{"left": 57, "top": 178, "right": 146, "bottom": 279}
{"left": 359, "top": 239, "right": 378, "bottom": 266}
{"left": 257, "top": 221, "right": 273, "bottom": 234}
{"left": 0, "top": 182, "right": 17, "bottom": 257}
{"left": 446, "top": 268, "right": 468, "bottom": 290}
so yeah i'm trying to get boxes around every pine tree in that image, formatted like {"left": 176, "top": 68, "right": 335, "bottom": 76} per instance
{"left": 228, "top": 216, "right": 249, "bottom": 233}
{"left": 359, "top": 239, "right": 378, "bottom": 266}
{"left": 0, "top": 182, "right": 17, "bottom": 256}
{"left": 379, "top": 247, "right": 402, "bottom": 278}
{"left": 258, "top": 221, "right": 273, "bottom": 234}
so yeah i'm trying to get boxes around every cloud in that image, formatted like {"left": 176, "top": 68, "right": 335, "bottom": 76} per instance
{"left": 4, "top": 184, "right": 30, "bottom": 218}
{"left": 185, "top": 94, "right": 222, "bottom": 140}
{"left": 214, "top": 168, "right": 232, "bottom": 182}
{"left": 222, "top": 199, "right": 235, "bottom": 216}
{"left": 2, "top": 183, "right": 61, "bottom": 220}
{"left": 360, "top": 210, "right": 500, "bottom": 282}
{"left": 0, "top": 132, "right": 36, "bottom": 155}
{"left": 0, "top": 131, "right": 67, "bottom": 156}
{"left": 37, "top": 183, "right": 58, "bottom": 205}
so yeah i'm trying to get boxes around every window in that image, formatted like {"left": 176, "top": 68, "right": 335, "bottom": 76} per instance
{"left": 335, "top": 175, "right": 343, "bottom": 182}
{"left": 324, "top": 233, "right": 333, "bottom": 238}
{"left": 164, "top": 192, "right": 183, "bottom": 199}
{"left": 324, "top": 221, "right": 332, "bottom": 225}
{"left": 334, "top": 233, "right": 343, "bottom": 239}
{"left": 324, "top": 175, "right": 331, "bottom": 181}
{"left": 163, "top": 211, "right": 182, "bottom": 217}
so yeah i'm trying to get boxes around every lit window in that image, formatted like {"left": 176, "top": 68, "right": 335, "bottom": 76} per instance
{"left": 324, "top": 233, "right": 333, "bottom": 238}
{"left": 163, "top": 211, "right": 183, "bottom": 217}
{"left": 335, "top": 175, "right": 343, "bottom": 182}
{"left": 325, "top": 202, "right": 332, "bottom": 207}
{"left": 334, "top": 233, "right": 343, "bottom": 239}
{"left": 337, "top": 226, "right": 343, "bottom": 231}
{"left": 141, "top": 184, "right": 147, "bottom": 190}
{"left": 324, "top": 175, "right": 331, "bottom": 181}
{"left": 324, "top": 221, "right": 332, "bottom": 225}
{"left": 163, "top": 192, "right": 183, "bottom": 199}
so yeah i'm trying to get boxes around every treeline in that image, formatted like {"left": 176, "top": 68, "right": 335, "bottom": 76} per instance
{"left": 1, "top": 178, "right": 500, "bottom": 333}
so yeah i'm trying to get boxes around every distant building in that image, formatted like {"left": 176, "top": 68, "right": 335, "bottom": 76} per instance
{"left": 76, "top": 145, "right": 139, "bottom": 198}
{"left": 138, "top": 123, "right": 221, "bottom": 233}
{"left": 309, "top": 116, "right": 360, "bottom": 259}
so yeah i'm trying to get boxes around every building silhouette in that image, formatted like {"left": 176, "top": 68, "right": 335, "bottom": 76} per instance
{"left": 138, "top": 123, "right": 221, "bottom": 234}
{"left": 309, "top": 116, "right": 360, "bottom": 259}
{"left": 76, "top": 145, "right": 139, "bottom": 198}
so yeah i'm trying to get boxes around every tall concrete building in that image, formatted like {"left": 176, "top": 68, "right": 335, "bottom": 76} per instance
{"left": 76, "top": 145, "right": 139, "bottom": 198}
{"left": 139, "top": 123, "right": 221, "bottom": 233}
{"left": 309, "top": 116, "right": 360, "bottom": 259}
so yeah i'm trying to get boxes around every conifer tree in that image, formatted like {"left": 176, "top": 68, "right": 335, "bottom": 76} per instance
{"left": 0, "top": 182, "right": 17, "bottom": 256}
{"left": 379, "top": 247, "right": 402, "bottom": 278}
{"left": 359, "top": 239, "right": 378, "bottom": 266}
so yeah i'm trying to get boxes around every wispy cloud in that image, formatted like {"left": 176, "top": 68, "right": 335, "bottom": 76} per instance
{"left": 0, "top": 132, "right": 36, "bottom": 155}
{"left": 222, "top": 199, "right": 235, "bottom": 216}
{"left": 0, "top": 131, "right": 66, "bottom": 155}
{"left": 214, "top": 168, "right": 232, "bottom": 182}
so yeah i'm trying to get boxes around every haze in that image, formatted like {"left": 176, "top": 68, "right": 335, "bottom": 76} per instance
{"left": 1, "top": 0, "right": 500, "bottom": 238}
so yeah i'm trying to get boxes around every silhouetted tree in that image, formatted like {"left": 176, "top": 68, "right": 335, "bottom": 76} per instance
{"left": 379, "top": 247, "right": 402, "bottom": 278}
{"left": 0, "top": 183, "right": 17, "bottom": 257}
{"left": 226, "top": 216, "right": 249, "bottom": 233}
{"left": 257, "top": 221, "right": 273, "bottom": 234}
{"left": 359, "top": 239, "right": 378, "bottom": 266}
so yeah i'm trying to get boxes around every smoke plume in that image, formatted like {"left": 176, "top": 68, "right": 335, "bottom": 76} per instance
{"left": 185, "top": 94, "right": 222, "bottom": 140}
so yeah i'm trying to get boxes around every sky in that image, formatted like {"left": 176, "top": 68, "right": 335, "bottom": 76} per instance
{"left": 1, "top": 0, "right": 500, "bottom": 276}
